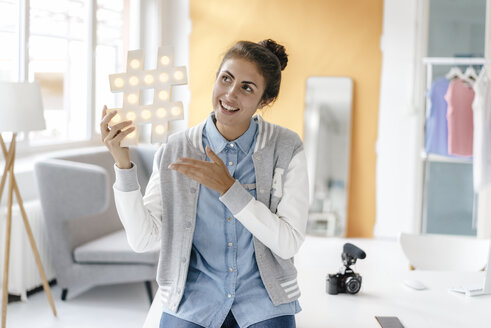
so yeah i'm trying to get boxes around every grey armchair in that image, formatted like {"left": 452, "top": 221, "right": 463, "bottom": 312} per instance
{"left": 34, "top": 145, "right": 159, "bottom": 302}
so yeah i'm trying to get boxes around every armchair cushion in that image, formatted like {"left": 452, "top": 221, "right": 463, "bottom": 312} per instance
{"left": 73, "top": 230, "right": 158, "bottom": 265}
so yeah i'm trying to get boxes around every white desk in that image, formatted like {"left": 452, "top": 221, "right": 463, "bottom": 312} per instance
{"left": 144, "top": 237, "right": 491, "bottom": 328}
{"left": 296, "top": 237, "right": 490, "bottom": 328}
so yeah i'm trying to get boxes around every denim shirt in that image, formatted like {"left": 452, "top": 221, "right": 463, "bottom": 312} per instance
{"left": 164, "top": 115, "right": 300, "bottom": 327}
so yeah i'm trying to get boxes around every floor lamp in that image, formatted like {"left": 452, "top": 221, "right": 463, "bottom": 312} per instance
{"left": 0, "top": 82, "right": 57, "bottom": 327}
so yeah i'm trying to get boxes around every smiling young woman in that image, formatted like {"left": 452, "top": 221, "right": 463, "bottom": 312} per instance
{"left": 101, "top": 39, "right": 309, "bottom": 328}
{"left": 212, "top": 57, "right": 267, "bottom": 141}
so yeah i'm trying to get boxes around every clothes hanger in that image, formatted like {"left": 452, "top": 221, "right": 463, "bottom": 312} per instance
{"left": 445, "top": 66, "right": 474, "bottom": 85}
{"left": 445, "top": 67, "right": 464, "bottom": 80}
{"left": 464, "top": 66, "right": 478, "bottom": 82}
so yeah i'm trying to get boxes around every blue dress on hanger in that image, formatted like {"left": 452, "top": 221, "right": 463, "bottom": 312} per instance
{"left": 425, "top": 77, "right": 450, "bottom": 156}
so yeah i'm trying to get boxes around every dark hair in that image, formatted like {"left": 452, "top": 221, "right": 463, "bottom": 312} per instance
{"left": 219, "top": 39, "right": 288, "bottom": 104}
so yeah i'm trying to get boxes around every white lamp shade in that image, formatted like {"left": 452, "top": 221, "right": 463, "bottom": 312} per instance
{"left": 0, "top": 81, "right": 46, "bottom": 132}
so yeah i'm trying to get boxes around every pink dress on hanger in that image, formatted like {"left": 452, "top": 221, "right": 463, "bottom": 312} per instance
{"left": 445, "top": 78, "right": 475, "bottom": 156}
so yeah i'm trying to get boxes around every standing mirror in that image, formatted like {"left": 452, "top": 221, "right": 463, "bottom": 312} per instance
{"left": 304, "top": 77, "right": 353, "bottom": 237}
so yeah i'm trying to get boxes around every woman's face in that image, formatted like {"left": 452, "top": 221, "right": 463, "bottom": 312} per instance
{"left": 212, "top": 57, "right": 267, "bottom": 136}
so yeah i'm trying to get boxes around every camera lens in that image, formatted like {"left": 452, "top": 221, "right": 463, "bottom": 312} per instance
{"left": 345, "top": 276, "right": 361, "bottom": 294}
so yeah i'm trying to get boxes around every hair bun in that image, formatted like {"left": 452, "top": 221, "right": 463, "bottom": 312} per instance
{"left": 258, "top": 39, "right": 288, "bottom": 71}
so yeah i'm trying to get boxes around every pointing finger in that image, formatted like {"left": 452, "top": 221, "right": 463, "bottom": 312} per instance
{"left": 205, "top": 146, "right": 222, "bottom": 164}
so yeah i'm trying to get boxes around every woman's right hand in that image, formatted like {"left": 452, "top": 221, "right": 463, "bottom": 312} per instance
{"left": 100, "top": 105, "right": 136, "bottom": 169}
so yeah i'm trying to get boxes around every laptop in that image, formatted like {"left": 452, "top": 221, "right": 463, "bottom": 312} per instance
{"left": 450, "top": 240, "right": 491, "bottom": 297}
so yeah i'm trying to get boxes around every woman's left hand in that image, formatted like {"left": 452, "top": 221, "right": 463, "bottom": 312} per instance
{"left": 168, "top": 146, "right": 235, "bottom": 195}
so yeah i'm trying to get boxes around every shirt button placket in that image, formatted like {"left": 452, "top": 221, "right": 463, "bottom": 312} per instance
{"left": 226, "top": 207, "right": 237, "bottom": 300}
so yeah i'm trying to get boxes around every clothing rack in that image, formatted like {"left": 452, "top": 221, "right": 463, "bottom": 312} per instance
{"left": 422, "top": 57, "right": 491, "bottom": 91}
{"left": 422, "top": 57, "right": 491, "bottom": 121}
{"left": 420, "top": 57, "right": 491, "bottom": 233}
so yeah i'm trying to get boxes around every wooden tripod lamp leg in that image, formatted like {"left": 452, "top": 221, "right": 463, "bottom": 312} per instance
{"left": 0, "top": 134, "right": 57, "bottom": 328}
{"left": 1, "top": 158, "right": 15, "bottom": 328}
{"left": 13, "top": 182, "right": 57, "bottom": 316}
{"left": 0, "top": 139, "right": 14, "bottom": 208}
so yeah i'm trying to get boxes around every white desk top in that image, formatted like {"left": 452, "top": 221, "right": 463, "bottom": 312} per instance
{"left": 144, "top": 236, "right": 490, "bottom": 328}
{"left": 295, "top": 237, "right": 490, "bottom": 328}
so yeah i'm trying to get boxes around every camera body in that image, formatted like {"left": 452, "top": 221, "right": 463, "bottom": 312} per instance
{"left": 327, "top": 269, "right": 362, "bottom": 295}
{"left": 326, "top": 243, "right": 366, "bottom": 295}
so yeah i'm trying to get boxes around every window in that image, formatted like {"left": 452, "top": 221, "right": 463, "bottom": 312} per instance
{"left": 427, "top": 0, "right": 486, "bottom": 80}
{"left": 28, "top": 0, "right": 88, "bottom": 144}
{"left": 95, "top": 0, "right": 127, "bottom": 134}
{"left": 420, "top": 0, "right": 487, "bottom": 236}
{"left": 0, "top": 0, "right": 18, "bottom": 143}
{"left": 1, "top": 0, "right": 132, "bottom": 147}
{"left": 0, "top": 0, "right": 17, "bottom": 81}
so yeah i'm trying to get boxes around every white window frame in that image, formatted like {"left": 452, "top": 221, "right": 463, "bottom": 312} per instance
{"left": 11, "top": 0, "right": 138, "bottom": 157}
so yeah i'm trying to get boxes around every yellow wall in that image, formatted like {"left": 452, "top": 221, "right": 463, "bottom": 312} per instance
{"left": 189, "top": 0, "right": 383, "bottom": 237}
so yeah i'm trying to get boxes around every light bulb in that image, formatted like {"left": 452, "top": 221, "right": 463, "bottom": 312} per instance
{"left": 160, "top": 56, "right": 170, "bottom": 66}
{"left": 159, "top": 90, "right": 169, "bottom": 100}
{"left": 171, "top": 106, "right": 181, "bottom": 116}
{"left": 130, "top": 59, "right": 140, "bottom": 69}
{"left": 155, "top": 124, "right": 165, "bottom": 134}
{"left": 127, "top": 93, "right": 138, "bottom": 104}
{"left": 114, "top": 78, "right": 124, "bottom": 88}
{"left": 126, "top": 112, "right": 136, "bottom": 120}
{"left": 159, "top": 72, "right": 169, "bottom": 82}
{"left": 144, "top": 74, "right": 154, "bottom": 85}
{"left": 156, "top": 107, "right": 167, "bottom": 118}
{"left": 174, "top": 70, "right": 184, "bottom": 81}
{"left": 129, "top": 76, "right": 139, "bottom": 86}
{"left": 141, "top": 109, "right": 152, "bottom": 120}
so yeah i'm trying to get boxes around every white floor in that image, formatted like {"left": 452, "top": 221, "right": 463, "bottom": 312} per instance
{"left": 7, "top": 282, "right": 152, "bottom": 328}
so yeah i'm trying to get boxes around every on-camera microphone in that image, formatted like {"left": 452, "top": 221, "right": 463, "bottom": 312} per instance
{"left": 343, "top": 243, "right": 366, "bottom": 260}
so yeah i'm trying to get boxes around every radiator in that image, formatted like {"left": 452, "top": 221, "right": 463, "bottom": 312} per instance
{"left": 0, "top": 200, "right": 56, "bottom": 300}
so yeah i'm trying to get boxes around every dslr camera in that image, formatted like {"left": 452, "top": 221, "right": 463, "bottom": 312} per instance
{"left": 326, "top": 243, "right": 366, "bottom": 295}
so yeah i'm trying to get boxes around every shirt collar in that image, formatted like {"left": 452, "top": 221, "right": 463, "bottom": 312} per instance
{"left": 204, "top": 112, "right": 257, "bottom": 154}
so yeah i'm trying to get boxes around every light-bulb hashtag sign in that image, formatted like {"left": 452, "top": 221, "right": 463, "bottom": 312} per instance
{"left": 108, "top": 45, "right": 188, "bottom": 146}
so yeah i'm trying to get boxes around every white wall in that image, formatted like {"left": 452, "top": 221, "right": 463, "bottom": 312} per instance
{"left": 374, "top": 0, "right": 425, "bottom": 238}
